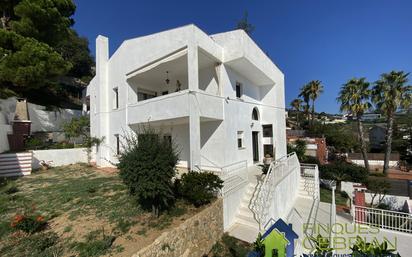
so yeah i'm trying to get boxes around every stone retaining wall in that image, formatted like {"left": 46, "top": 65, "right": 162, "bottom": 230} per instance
{"left": 132, "top": 199, "right": 223, "bottom": 257}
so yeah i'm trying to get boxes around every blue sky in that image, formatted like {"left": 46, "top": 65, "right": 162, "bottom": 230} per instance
{"left": 73, "top": 0, "right": 412, "bottom": 114}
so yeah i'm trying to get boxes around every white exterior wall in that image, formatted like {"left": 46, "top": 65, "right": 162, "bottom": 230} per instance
{"left": 0, "top": 124, "right": 12, "bottom": 153}
{"left": 351, "top": 159, "right": 398, "bottom": 167}
{"left": 31, "top": 148, "right": 89, "bottom": 169}
{"left": 87, "top": 25, "right": 286, "bottom": 169}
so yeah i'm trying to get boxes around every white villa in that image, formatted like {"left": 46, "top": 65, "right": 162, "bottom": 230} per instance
{"left": 86, "top": 24, "right": 286, "bottom": 170}
{"left": 85, "top": 25, "right": 412, "bottom": 256}
{"left": 85, "top": 25, "right": 321, "bottom": 253}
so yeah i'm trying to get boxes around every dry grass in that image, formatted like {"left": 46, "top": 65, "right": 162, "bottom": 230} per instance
{"left": 0, "top": 164, "right": 205, "bottom": 257}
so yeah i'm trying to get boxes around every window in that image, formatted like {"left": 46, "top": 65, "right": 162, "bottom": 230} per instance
{"left": 252, "top": 108, "right": 259, "bottom": 120}
{"left": 137, "top": 89, "right": 157, "bottom": 101}
{"left": 113, "top": 88, "right": 119, "bottom": 109}
{"left": 115, "top": 134, "right": 120, "bottom": 155}
{"left": 237, "top": 131, "right": 244, "bottom": 149}
{"left": 262, "top": 125, "right": 273, "bottom": 137}
{"left": 235, "top": 82, "right": 242, "bottom": 98}
{"left": 163, "top": 134, "right": 172, "bottom": 145}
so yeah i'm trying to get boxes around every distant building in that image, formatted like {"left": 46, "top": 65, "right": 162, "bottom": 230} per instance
{"left": 361, "top": 113, "right": 381, "bottom": 121}
{"left": 286, "top": 130, "right": 328, "bottom": 164}
{"left": 369, "top": 125, "right": 386, "bottom": 150}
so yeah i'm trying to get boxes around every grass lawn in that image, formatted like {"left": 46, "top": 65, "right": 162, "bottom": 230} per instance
{"left": 319, "top": 187, "right": 349, "bottom": 206}
{"left": 0, "top": 164, "right": 204, "bottom": 257}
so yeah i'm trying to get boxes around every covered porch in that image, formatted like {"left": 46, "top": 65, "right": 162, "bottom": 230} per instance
{"left": 129, "top": 116, "right": 225, "bottom": 170}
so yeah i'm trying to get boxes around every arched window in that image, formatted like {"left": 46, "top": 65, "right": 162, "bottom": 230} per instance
{"left": 252, "top": 107, "right": 259, "bottom": 121}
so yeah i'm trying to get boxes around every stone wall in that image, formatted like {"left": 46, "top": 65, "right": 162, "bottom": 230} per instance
{"left": 132, "top": 199, "right": 223, "bottom": 257}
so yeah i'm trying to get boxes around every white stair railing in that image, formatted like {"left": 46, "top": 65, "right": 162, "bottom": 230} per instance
{"left": 251, "top": 152, "right": 301, "bottom": 231}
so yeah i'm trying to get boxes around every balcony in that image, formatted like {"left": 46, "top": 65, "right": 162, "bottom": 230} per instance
{"left": 127, "top": 90, "right": 224, "bottom": 125}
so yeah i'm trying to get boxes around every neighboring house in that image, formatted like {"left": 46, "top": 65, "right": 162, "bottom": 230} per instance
{"left": 286, "top": 130, "right": 328, "bottom": 164}
{"left": 361, "top": 113, "right": 381, "bottom": 121}
{"left": 86, "top": 25, "right": 286, "bottom": 169}
{"left": 369, "top": 124, "right": 386, "bottom": 150}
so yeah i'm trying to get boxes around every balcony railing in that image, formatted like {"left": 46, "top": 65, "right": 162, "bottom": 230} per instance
{"left": 127, "top": 90, "right": 223, "bottom": 125}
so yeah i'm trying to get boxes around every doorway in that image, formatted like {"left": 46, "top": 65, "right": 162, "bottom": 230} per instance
{"left": 252, "top": 131, "right": 259, "bottom": 162}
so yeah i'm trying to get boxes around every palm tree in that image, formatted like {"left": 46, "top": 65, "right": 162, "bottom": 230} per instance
{"left": 337, "top": 78, "right": 372, "bottom": 171}
{"left": 290, "top": 98, "right": 303, "bottom": 128}
{"left": 298, "top": 84, "right": 311, "bottom": 123}
{"left": 308, "top": 80, "right": 324, "bottom": 125}
{"left": 372, "top": 71, "right": 412, "bottom": 174}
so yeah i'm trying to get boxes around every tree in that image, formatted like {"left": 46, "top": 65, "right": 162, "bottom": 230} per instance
{"left": 11, "top": 0, "right": 75, "bottom": 47}
{"left": 372, "top": 71, "right": 412, "bottom": 174}
{"left": 117, "top": 127, "right": 179, "bottom": 217}
{"left": 287, "top": 139, "right": 307, "bottom": 161}
{"left": 366, "top": 177, "right": 391, "bottom": 207}
{"left": 236, "top": 11, "right": 254, "bottom": 35}
{"left": 0, "top": 0, "right": 94, "bottom": 102}
{"left": 337, "top": 78, "right": 372, "bottom": 171}
{"left": 55, "top": 29, "right": 94, "bottom": 81}
{"left": 0, "top": 30, "right": 71, "bottom": 92}
{"left": 299, "top": 84, "right": 311, "bottom": 123}
{"left": 62, "top": 116, "right": 102, "bottom": 163}
{"left": 308, "top": 80, "right": 324, "bottom": 125}
{"left": 290, "top": 98, "right": 303, "bottom": 128}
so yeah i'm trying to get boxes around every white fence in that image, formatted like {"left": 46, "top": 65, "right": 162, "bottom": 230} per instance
{"left": 353, "top": 205, "right": 412, "bottom": 234}
{"left": 32, "top": 148, "right": 89, "bottom": 169}
{"left": 251, "top": 152, "right": 301, "bottom": 230}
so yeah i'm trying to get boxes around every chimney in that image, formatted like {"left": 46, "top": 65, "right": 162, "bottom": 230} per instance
{"left": 96, "top": 35, "right": 109, "bottom": 75}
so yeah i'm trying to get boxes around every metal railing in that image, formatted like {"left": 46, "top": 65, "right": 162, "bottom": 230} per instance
{"left": 200, "top": 159, "right": 248, "bottom": 195}
{"left": 299, "top": 164, "right": 320, "bottom": 251}
{"left": 353, "top": 205, "right": 412, "bottom": 234}
{"left": 251, "top": 152, "right": 301, "bottom": 230}
{"left": 300, "top": 164, "right": 320, "bottom": 198}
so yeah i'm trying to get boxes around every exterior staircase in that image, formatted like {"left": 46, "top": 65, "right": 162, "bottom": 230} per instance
{"left": 227, "top": 160, "right": 320, "bottom": 245}
{"left": 299, "top": 175, "right": 317, "bottom": 199}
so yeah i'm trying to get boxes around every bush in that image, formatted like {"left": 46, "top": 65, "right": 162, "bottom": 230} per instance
{"left": 0, "top": 232, "right": 61, "bottom": 257}
{"left": 11, "top": 214, "right": 47, "bottom": 234}
{"left": 258, "top": 164, "right": 270, "bottom": 174}
{"left": 319, "top": 160, "right": 369, "bottom": 184}
{"left": 301, "top": 155, "right": 321, "bottom": 165}
{"left": 180, "top": 171, "right": 223, "bottom": 207}
{"left": 117, "top": 127, "right": 179, "bottom": 216}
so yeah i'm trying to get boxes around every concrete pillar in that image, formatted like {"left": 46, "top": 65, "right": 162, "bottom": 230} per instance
{"left": 187, "top": 45, "right": 201, "bottom": 170}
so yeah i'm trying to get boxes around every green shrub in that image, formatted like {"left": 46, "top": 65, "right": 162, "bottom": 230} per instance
{"left": 11, "top": 214, "right": 47, "bottom": 234}
{"left": 350, "top": 236, "right": 401, "bottom": 256}
{"left": 72, "top": 229, "right": 115, "bottom": 257}
{"left": 25, "top": 137, "right": 44, "bottom": 149}
{"left": 180, "top": 171, "right": 223, "bottom": 207}
{"left": 301, "top": 155, "right": 321, "bottom": 165}
{"left": 319, "top": 160, "right": 369, "bottom": 184}
{"left": 0, "top": 232, "right": 61, "bottom": 257}
{"left": 117, "top": 127, "right": 179, "bottom": 216}
{"left": 340, "top": 191, "right": 349, "bottom": 199}
{"left": 258, "top": 164, "right": 270, "bottom": 174}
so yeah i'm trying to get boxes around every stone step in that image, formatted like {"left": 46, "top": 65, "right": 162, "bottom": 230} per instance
{"left": 235, "top": 214, "right": 259, "bottom": 228}
{"left": 228, "top": 222, "right": 259, "bottom": 243}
